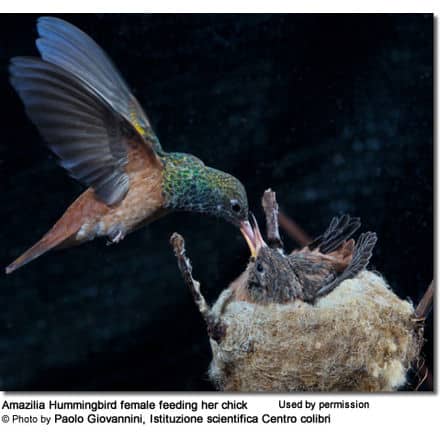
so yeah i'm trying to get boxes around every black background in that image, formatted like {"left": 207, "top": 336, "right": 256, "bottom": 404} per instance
{"left": 0, "top": 14, "right": 433, "bottom": 390}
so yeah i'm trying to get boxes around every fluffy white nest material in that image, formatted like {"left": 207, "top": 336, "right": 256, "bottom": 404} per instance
{"left": 208, "top": 271, "right": 423, "bottom": 392}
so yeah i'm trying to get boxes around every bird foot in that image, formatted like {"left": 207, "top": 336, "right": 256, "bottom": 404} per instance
{"left": 106, "top": 229, "right": 125, "bottom": 246}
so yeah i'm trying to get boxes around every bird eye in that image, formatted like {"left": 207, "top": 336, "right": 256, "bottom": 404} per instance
{"left": 231, "top": 199, "right": 241, "bottom": 213}
{"left": 256, "top": 262, "right": 264, "bottom": 273}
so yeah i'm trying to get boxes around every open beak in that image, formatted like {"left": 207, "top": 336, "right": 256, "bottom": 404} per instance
{"left": 240, "top": 219, "right": 256, "bottom": 257}
{"left": 240, "top": 214, "right": 267, "bottom": 257}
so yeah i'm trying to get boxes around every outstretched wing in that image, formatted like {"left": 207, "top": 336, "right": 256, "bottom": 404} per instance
{"left": 306, "top": 214, "right": 361, "bottom": 254}
{"left": 314, "top": 232, "right": 378, "bottom": 298}
{"left": 10, "top": 56, "right": 131, "bottom": 205}
{"left": 289, "top": 215, "right": 377, "bottom": 302}
{"left": 36, "top": 16, "right": 162, "bottom": 153}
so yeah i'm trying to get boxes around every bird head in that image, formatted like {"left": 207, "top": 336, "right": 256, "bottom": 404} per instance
{"left": 206, "top": 166, "right": 250, "bottom": 227}
{"left": 162, "top": 152, "right": 250, "bottom": 231}
{"left": 241, "top": 215, "right": 299, "bottom": 304}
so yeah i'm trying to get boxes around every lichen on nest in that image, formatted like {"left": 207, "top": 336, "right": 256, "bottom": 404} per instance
{"left": 208, "top": 271, "right": 423, "bottom": 392}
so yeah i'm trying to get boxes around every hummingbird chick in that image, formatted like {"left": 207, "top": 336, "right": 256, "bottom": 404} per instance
{"left": 171, "top": 190, "right": 425, "bottom": 391}
{"left": 6, "top": 17, "right": 255, "bottom": 274}
{"left": 204, "top": 211, "right": 422, "bottom": 391}
{"left": 235, "top": 214, "right": 378, "bottom": 304}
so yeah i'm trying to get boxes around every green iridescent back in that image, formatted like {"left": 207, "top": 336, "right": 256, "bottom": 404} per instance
{"left": 161, "top": 152, "right": 249, "bottom": 226}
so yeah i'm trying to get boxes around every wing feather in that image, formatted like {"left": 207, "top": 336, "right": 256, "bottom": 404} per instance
{"left": 10, "top": 56, "right": 130, "bottom": 205}
{"left": 36, "top": 16, "right": 162, "bottom": 152}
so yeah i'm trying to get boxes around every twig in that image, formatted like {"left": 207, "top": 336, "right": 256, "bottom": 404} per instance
{"left": 170, "top": 233, "right": 210, "bottom": 320}
{"left": 261, "top": 189, "right": 284, "bottom": 250}
{"left": 423, "top": 368, "right": 433, "bottom": 391}
{"left": 414, "top": 358, "right": 429, "bottom": 391}
{"left": 278, "top": 211, "right": 312, "bottom": 247}
{"left": 170, "top": 232, "right": 226, "bottom": 342}
{"left": 415, "top": 280, "right": 434, "bottom": 320}
{"left": 412, "top": 280, "right": 434, "bottom": 391}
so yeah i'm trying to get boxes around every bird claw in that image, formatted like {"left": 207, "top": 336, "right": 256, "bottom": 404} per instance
{"left": 106, "top": 229, "right": 125, "bottom": 246}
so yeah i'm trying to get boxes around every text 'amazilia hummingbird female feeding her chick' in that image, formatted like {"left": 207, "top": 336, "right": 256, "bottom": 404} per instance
{"left": 6, "top": 17, "right": 258, "bottom": 274}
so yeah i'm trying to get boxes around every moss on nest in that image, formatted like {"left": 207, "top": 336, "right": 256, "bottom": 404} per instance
{"left": 208, "top": 271, "right": 423, "bottom": 392}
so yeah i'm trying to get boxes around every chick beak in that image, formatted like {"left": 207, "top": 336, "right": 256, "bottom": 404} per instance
{"left": 240, "top": 214, "right": 268, "bottom": 258}
{"left": 240, "top": 219, "right": 257, "bottom": 257}
{"left": 250, "top": 213, "right": 267, "bottom": 254}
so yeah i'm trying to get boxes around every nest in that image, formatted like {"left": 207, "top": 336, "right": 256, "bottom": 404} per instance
{"left": 170, "top": 190, "right": 430, "bottom": 392}
{"left": 208, "top": 271, "right": 423, "bottom": 391}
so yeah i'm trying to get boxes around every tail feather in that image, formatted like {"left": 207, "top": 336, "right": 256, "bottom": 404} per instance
{"left": 6, "top": 187, "right": 107, "bottom": 274}
{"left": 5, "top": 228, "right": 78, "bottom": 274}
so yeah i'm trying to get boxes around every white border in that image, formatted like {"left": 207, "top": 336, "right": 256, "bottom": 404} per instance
{"left": 0, "top": 1, "right": 437, "bottom": 439}
{"left": 0, "top": 0, "right": 438, "bottom": 13}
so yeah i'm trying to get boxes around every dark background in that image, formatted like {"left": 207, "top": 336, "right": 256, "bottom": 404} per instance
{"left": 0, "top": 14, "right": 433, "bottom": 391}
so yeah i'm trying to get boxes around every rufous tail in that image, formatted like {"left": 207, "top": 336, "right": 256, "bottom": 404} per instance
{"left": 5, "top": 223, "right": 80, "bottom": 274}
{"left": 5, "top": 188, "right": 107, "bottom": 274}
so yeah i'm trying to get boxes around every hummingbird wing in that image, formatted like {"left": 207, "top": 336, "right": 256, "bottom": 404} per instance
{"left": 314, "top": 232, "right": 378, "bottom": 298}
{"left": 35, "top": 16, "right": 162, "bottom": 153}
{"left": 290, "top": 214, "right": 377, "bottom": 302}
{"left": 10, "top": 56, "right": 132, "bottom": 205}
{"left": 307, "top": 214, "right": 361, "bottom": 254}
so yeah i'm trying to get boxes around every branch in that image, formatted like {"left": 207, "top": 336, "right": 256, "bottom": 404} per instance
{"left": 170, "top": 233, "right": 210, "bottom": 320}
{"left": 170, "top": 232, "right": 226, "bottom": 342}
{"left": 414, "top": 358, "right": 430, "bottom": 391}
{"left": 415, "top": 280, "right": 434, "bottom": 320}
{"left": 278, "top": 211, "right": 312, "bottom": 247}
{"left": 412, "top": 280, "right": 433, "bottom": 391}
{"left": 261, "top": 189, "right": 284, "bottom": 250}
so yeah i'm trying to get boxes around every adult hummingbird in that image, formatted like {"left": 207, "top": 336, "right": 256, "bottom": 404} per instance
{"left": 6, "top": 17, "right": 255, "bottom": 274}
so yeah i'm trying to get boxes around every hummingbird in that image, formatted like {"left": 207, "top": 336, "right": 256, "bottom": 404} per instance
{"left": 234, "top": 214, "right": 378, "bottom": 304}
{"left": 6, "top": 17, "right": 256, "bottom": 274}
